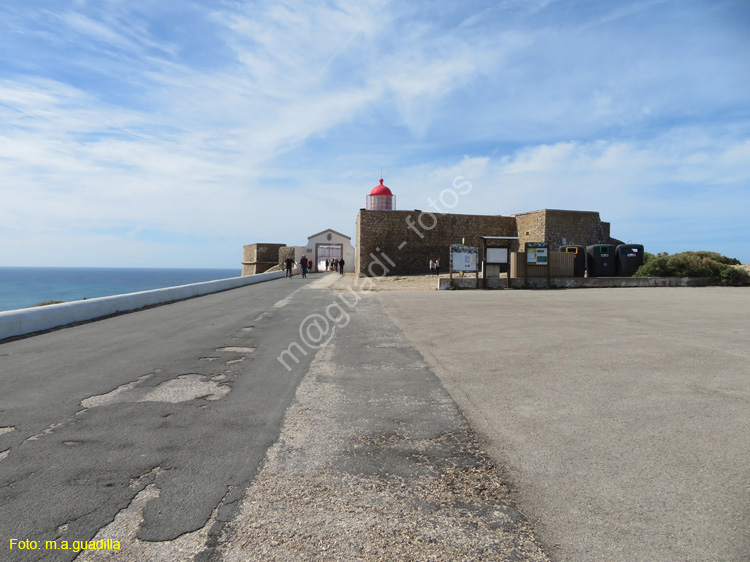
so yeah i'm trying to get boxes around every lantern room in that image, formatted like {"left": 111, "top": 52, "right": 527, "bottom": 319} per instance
{"left": 366, "top": 178, "right": 396, "bottom": 210}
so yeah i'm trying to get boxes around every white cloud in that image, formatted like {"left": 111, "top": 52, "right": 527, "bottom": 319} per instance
{"left": 0, "top": 0, "right": 748, "bottom": 266}
{"left": 388, "top": 132, "right": 749, "bottom": 259}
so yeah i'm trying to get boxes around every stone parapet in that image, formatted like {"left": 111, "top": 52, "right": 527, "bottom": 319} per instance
{"left": 278, "top": 246, "right": 296, "bottom": 264}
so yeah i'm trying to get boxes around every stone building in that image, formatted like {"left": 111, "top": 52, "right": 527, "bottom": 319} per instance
{"left": 243, "top": 180, "right": 625, "bottom": 278}
{"left": 356, "top": 210, "right": 517, "bottom": 277}
{"left": 514, "top": 209, "right": 619, "bottom": 251}
{"left": 242, "top": 229, "right": 355, "bottom": 276}
{"left": 241, "top": 243, "right": 286, "bottom": 276}
{"left": 356, "top": 207, "right": 622, "bottom": 277}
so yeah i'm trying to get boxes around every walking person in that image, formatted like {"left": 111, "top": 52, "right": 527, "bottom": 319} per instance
{"left": 300, "top": 255, "right": 308, "bottom": 279}
{"left": 434, "top": 258, "right": 440, "bottom": 276}
{"left": 429, "top": 259, "right": 435, "bottom": 275}
{"left": 339, "top": 258, "right": 345, "bottom": 274}
{"left": 285, "top": 256, "right": 295, "bottom": 278}
{"left": 325, "top": 259, "right": 329, "bottom": 271}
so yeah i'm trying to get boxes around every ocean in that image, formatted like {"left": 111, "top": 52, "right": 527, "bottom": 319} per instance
{"left": 0, "top": 267, "right": 242, "bottom": 313}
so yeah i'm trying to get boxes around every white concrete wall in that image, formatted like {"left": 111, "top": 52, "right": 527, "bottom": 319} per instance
{"left": 342, "top": 243, "right": 355, "bottom": 273}
{"left": 293, "top": 246, "right": 306, "bottom": 265}
{"left": 0, "top": 270, "right": 285, "bottom": 340}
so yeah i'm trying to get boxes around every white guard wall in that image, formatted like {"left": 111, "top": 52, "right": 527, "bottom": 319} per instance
{"left": 0, "top": 270, "right": 284, "bottom": 341}
{"left": 293, "top": 246, "right": 306, "bottom": 265}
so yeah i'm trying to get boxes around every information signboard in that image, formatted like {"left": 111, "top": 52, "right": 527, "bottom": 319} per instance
{"left": 486, "top": 248, "right": 508, "bottom": 264}
{"left": 525, "top": 242, "right": 548, "bottom": 265}
{"left": 451, "top": 244, "right": 478, "bottom": 272}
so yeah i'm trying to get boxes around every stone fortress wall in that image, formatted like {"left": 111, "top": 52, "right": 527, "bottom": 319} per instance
{"left": 278, "top": 246, "right": 297, "bottom": 264}
{"left": 356, "top": 210, "right": 517, "bottom": 277}
{"left": 242, "top": 209, "right": 623, "bottom": 278}
{"left": 356, "top": 208, "right": 623, "bottom": 277}
{"left": 514, "top": 209, "right": 619, "bottom": 252}
{"left": 241, "top": 243, "right": 286, "bottom": 276}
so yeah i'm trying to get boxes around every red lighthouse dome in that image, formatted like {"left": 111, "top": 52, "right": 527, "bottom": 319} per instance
{"left": 370, "top": 178, "right": 393, "bottom": 196}
{"left": 366, "top": 178, "right": 396, "bottom": 210}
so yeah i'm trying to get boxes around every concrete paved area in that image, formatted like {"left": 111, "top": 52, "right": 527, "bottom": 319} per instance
{"left": 379, "top": 287, "right": 750, "bottom": 562}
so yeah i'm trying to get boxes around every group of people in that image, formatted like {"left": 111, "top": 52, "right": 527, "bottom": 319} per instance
{"left": 284, "top": 255, "right": 345, "bottom": 278}
{"left": 324, "top": 258, "right": 345, "bottom": 274}
{"left": 428, "top": 258, "right": 441, "bottom": 275}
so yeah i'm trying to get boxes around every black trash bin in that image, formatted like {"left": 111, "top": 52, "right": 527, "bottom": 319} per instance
{"left": 616, "top": 244, "right": 645, "bottom": 276}
{"left": 559, "top": 245, "right": 586, "bottom": 277}
{"left": 586, "top": 244, "right": 616, "bottom": 277}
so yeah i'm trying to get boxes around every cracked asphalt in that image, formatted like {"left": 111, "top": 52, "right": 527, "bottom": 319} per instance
{"left": 0, "top": 274, "right": 549, "bottom": 561}
{"left": 3, "top": 277, "right": 745, "bottom": 562}
{"left": 1, "top": 276, "right": 326, "bottom": 561}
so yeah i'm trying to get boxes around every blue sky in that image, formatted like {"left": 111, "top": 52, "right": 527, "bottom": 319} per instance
{"left": 1, "top": 0, "right": 749, "bottom": 268}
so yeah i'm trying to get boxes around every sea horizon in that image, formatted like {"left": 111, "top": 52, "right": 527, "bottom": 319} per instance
{"left": 0, "top": 266, "right": 242, "bottom": 313}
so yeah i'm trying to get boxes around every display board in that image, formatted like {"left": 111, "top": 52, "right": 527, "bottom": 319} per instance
{"left": 525, "top": 242, "right": 548, "bottom": 265}
{"left": 486, "top": 248, "right": 508, "bottom": 264}
{"left": 450, "top": 244, "right": 478, "bottom": 272}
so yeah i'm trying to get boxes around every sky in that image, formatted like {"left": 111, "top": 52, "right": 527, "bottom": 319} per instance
{"left": 1, "top": 0, "right": 749, "bottom": 268}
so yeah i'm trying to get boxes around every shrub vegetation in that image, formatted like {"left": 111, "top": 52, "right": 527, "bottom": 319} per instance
{"left": 34, "top": 300, "right": 65, "bottom": 307}
{"left": 634, "top": 251, "right": 748, "bottom": 285}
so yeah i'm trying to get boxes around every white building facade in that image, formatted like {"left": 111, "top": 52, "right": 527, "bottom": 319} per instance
{"left": 291, "top": 229, "right": 355, "bottom": 273}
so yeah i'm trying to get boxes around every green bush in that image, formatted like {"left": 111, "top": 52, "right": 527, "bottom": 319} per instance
{"left": 719, "top": 266, "right": 747, "bottom": 286}
{"left": 634, "top": 251, "right": 748, "bottom": 285}
{"left": 693, "top": 251, "right": 741, "bottom": 266}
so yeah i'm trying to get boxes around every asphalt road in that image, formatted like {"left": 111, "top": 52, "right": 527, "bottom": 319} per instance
{"left": 4, "top": 278, "right": 746, "bottom": 562}
{"left": 0, "top": 275, "right": 330, "bottom": 561}
{"left": 1, "top": 274, "right": 550, "bottom": 562}
{"left": 213, "top": 288, "right": 548, "bottom": 562}
{"left": 379, "top": 287, "right": 750, "bottom": 562}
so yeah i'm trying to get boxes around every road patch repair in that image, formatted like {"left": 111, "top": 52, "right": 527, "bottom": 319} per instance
{"left": 75, "top": 294, "right": 549, "bottom": 561}
{"left": 7, "top": 275, "right": 743, "bottom": 561}
{"left": 216, "top": 312, "right": 548, "bottom": 562}
{"left": 80, "top": 374, "right": 231, "bottom": 407}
